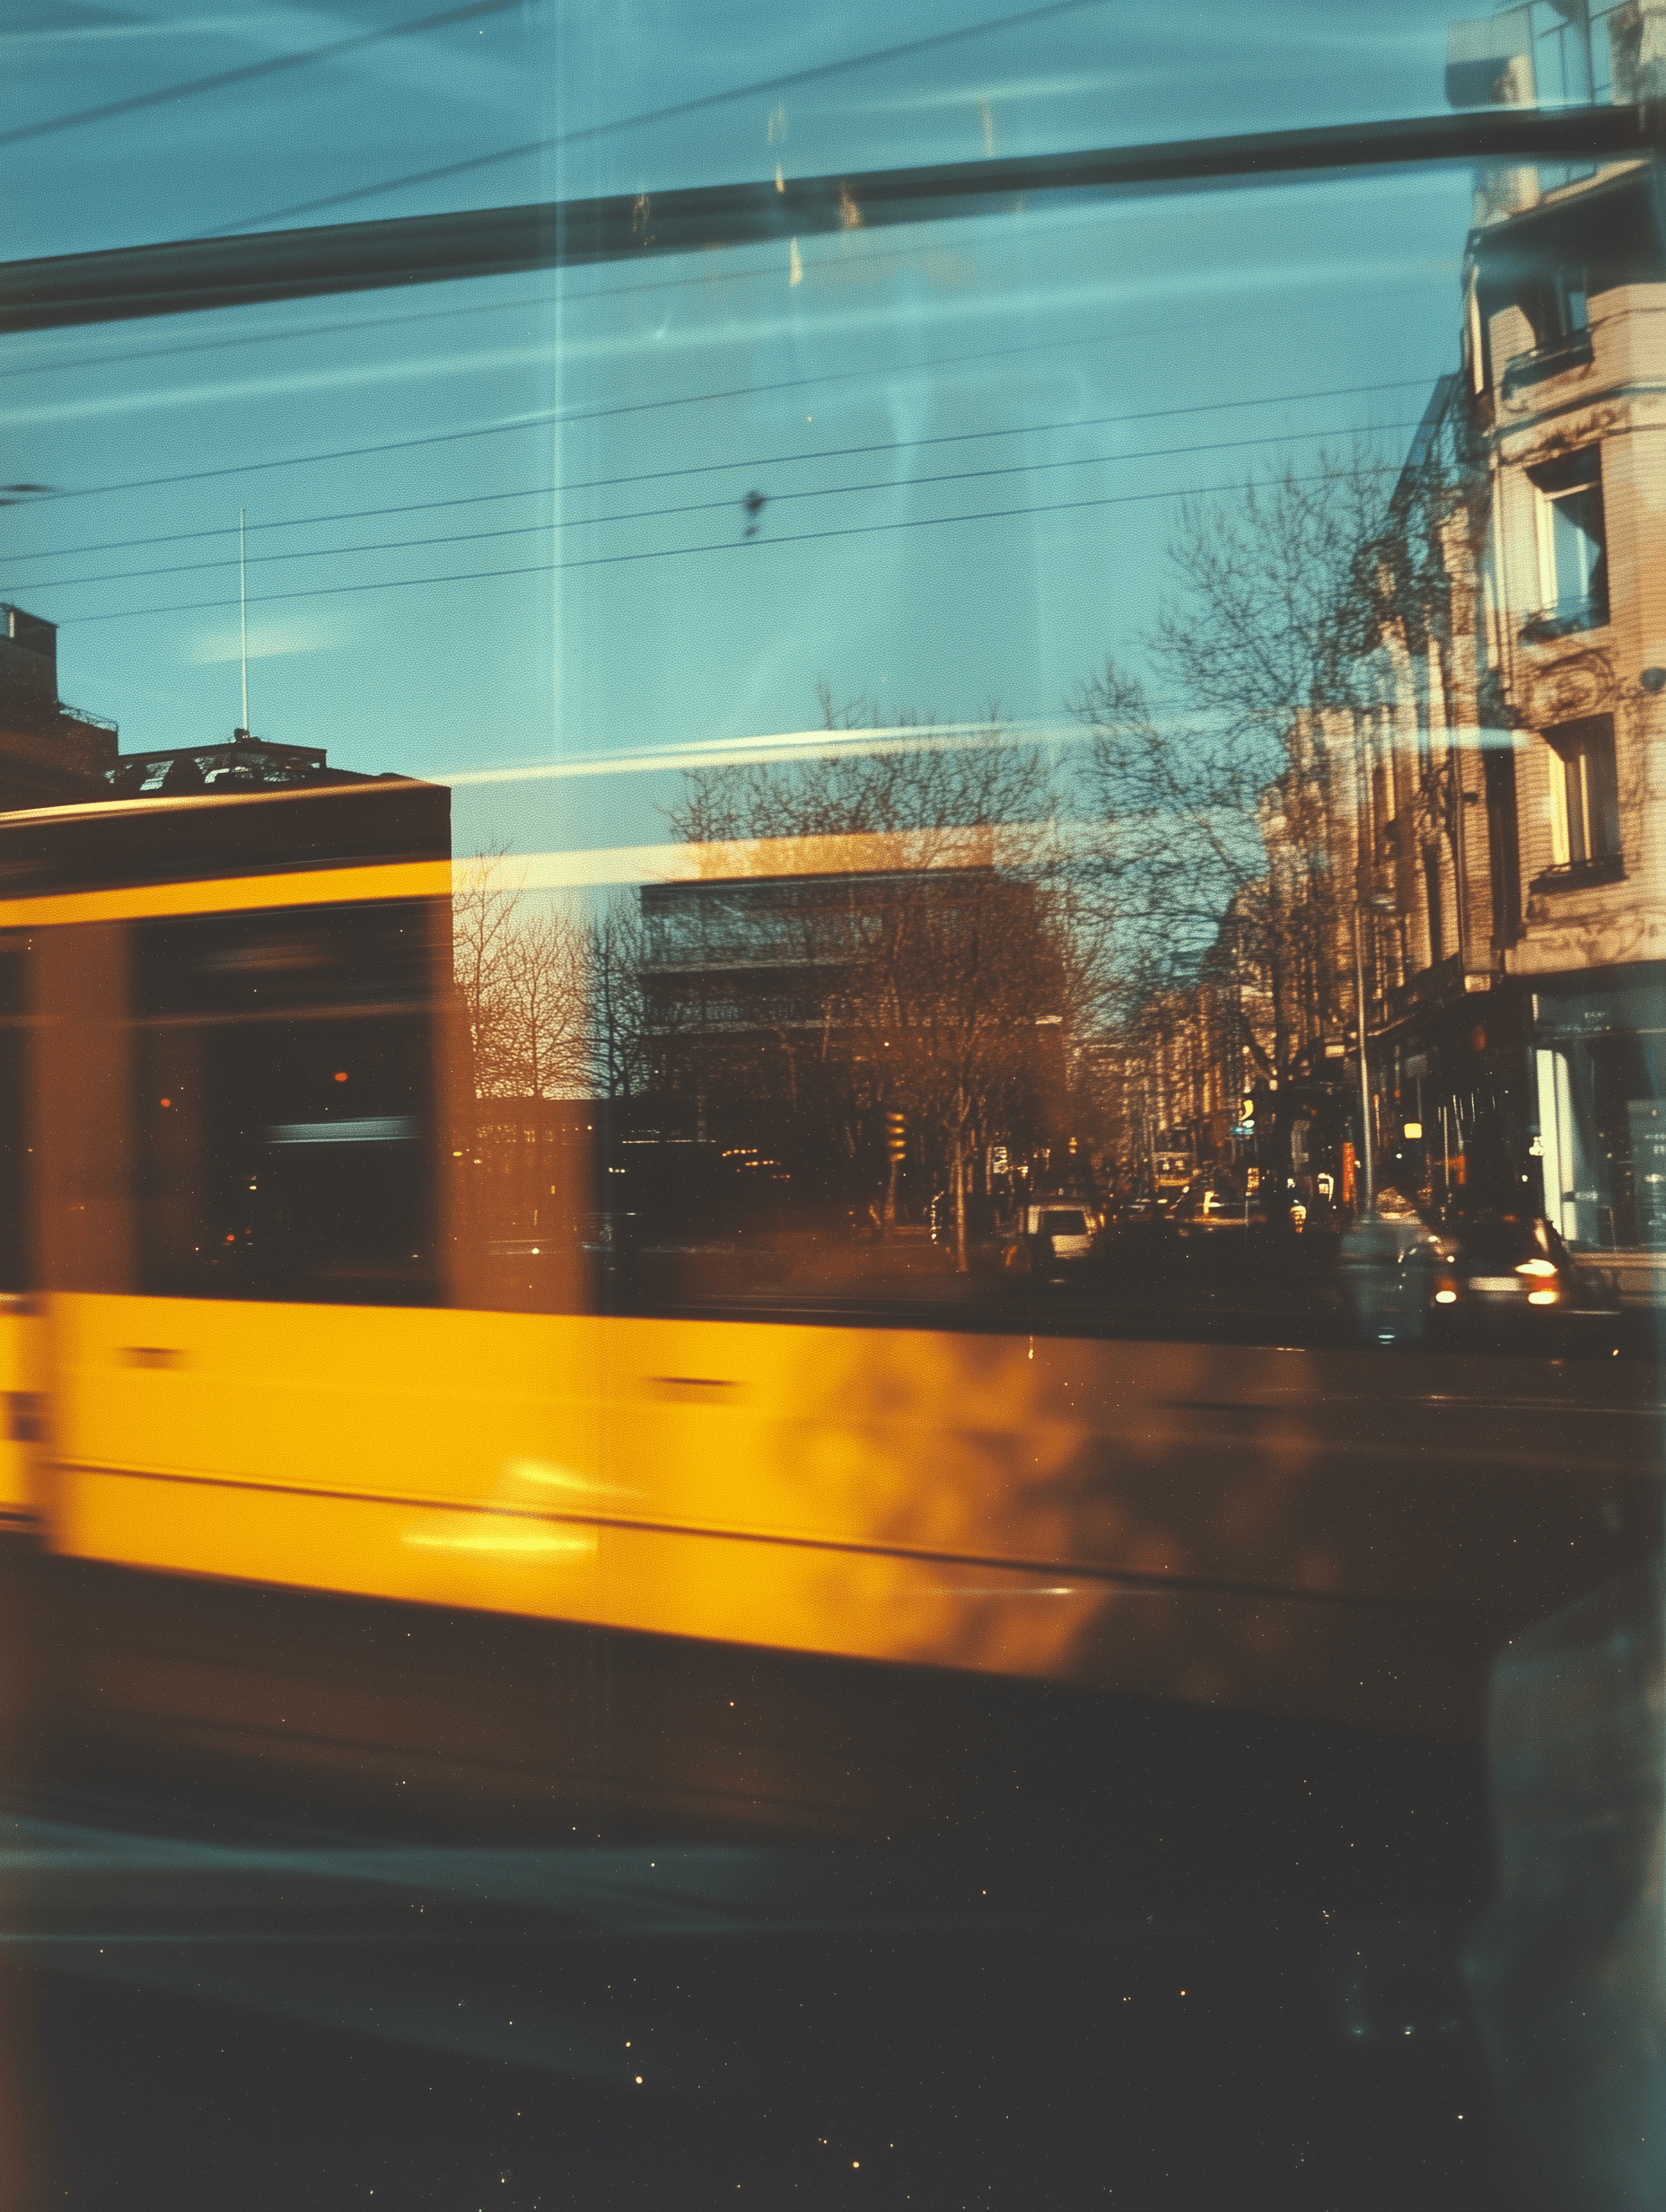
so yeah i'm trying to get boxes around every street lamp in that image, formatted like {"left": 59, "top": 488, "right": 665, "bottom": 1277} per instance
{"left": 1353, "top": 889, "right": 1399, "bottom": 1216}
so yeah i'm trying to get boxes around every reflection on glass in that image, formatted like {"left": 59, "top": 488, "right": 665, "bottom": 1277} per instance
{"left": 0, "top": 3, "right": 1662, "bottom": 2206}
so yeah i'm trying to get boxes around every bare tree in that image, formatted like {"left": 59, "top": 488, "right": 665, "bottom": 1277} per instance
{"left": 666, "top": 697, "right": 1100, "bottom": 1268}
{"left": 583, "top": 891, "right": 651, "bottom": 1104}
{"left": 452, "top": 848, "right": 593, "bottom": 1263}
{"left": 501, "top": 903, "right": 589, "bottom": 1101}
{"left": 1071, "top": 446, "right": 1395, "bottom": 1093}
{"left": 452, "top": 843, "right": 521, "bottom": 1100}
{"left": 845, "top": 856, "right": 1080, "bottom": 1266}
{"left": 1150, "top": 446, "right": 1390, "bottom": 753}
{"left": 454, "top": 846, "right": 589, "bottom": 1104}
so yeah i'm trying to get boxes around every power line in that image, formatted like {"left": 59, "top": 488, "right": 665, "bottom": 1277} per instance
{"left": 0, "top": 0, "right": 525, "bottom": 151}
{"left": 9, "top": 369, "right": 1434, "bottom": 539}
{"left": 7, "top": 328, "right": 1162, "bottom": 507}
{"left": 6, "top": 418, "right": 1419, "bottom": 597}
{"left": 51, "top": 457, "right": 1407, "bottom": 628}
{"left": 215, "top": 0, "right": 1111, "bottom": 234}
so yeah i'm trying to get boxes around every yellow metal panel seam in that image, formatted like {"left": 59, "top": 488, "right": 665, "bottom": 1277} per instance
{"left": 0, "top": 859, "right": 451, "bottom": 929}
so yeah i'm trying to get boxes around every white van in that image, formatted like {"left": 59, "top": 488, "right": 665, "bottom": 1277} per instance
{"left": 1023, "top": 1203, "right": 1100, "bottom": 1264}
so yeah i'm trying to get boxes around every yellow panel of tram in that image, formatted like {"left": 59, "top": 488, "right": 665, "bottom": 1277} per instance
{"left": 0, "top": 1302, "right": 40, "bottom": 1523}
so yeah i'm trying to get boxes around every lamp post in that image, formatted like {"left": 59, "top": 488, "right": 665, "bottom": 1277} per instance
{"left": 1353, "top": 890, "right": 1399, "bottom": 1216}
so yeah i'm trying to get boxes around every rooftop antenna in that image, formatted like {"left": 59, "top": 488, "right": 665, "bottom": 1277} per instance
{"left": 238, "top": 505, "right": 249, "bottom": 739}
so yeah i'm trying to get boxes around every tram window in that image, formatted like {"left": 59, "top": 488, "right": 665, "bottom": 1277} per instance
{"left": 8, "top": 2, "right": 1666, "bottom": 2205}
{"left": 130, "top": 904, "right": 438, "bottom": 1304}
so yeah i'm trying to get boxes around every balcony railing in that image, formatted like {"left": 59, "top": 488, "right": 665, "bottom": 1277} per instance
{"left": 1500, "top": 329, "right": 1593, "bottom": 401}
{"left": 1519, "top": 592, "right": 1608, "bottom": 645}
{"left": 57, "top": 702, "right": 118, "bottom": 733}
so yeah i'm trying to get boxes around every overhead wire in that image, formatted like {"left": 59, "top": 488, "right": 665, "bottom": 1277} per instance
{"left": 0, "top": 0, "right": 524, "bottom": 151}
{"left": 13, "top": 321, "right": 1241, "bottom": 509}
{"left": 4, "top": 417, "right": 1422, "bottom": 598}
{"left": 4, "top": 370, "right": 1435, "bottom": 539}
{"left": 213, "top": 0, "right": 1112, "bottom": 234}
{"left": 49, "top": 454, "right": 1413, "bottom": 628}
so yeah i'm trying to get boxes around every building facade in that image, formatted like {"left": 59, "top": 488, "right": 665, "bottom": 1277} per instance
{"left": 0, "top": 604, "right": 119, "bottom": 809}
{"left": 1345, "top": 14, "right": 1666, "bottom": 1286}
{"left": 0, "top": 602, "right": 389, "bottom": 809}
{"left": 1095, "top": 11, "right": 1666, "bottom": 1257}
{"left": 636, "top": 860, "right": 1076, "bottom": 1230}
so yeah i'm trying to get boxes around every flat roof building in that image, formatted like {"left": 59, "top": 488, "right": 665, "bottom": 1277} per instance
{"left": 0, "top": 603, "right": 119, "bottom": 810}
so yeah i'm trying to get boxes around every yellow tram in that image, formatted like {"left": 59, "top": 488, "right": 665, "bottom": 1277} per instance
{"left": 0, "top": 781, "right": 1644, "bottom": 1744}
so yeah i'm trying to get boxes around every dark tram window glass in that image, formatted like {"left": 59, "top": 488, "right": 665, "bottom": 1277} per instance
{"left": 7, "top": 3, "right": 1666, "bottom": 2207}
{"left": 130, "top": 902, "right": 437, "bottom": 1304}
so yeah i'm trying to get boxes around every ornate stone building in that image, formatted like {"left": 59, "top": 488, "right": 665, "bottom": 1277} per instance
{"left": 1341, "top": 15, "right": 1666, "bottom": 1290}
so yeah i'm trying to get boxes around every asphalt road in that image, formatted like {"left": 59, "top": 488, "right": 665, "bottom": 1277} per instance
{"left": 1, "top": 1558, "right": 1515, "bottom": 2212}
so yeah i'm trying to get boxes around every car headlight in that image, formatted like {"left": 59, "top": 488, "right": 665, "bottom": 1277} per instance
{"left": 1516, "top": 1258, "right": 1557, "bottom": 1278}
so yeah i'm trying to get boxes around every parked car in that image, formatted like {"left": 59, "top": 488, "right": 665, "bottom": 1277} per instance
{"left": 1005, "top": 1201, "right": 1100, "bottom": 1278}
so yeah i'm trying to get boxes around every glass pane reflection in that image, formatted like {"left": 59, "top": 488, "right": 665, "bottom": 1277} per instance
{"left": 1, "top": 7, "right": 1662, "bottom": 2208}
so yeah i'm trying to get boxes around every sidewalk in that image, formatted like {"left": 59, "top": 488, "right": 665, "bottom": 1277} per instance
{"left": 770, "top": 1226, "right": 995, "bottom": 1287}
{"left": 1581, "top": 1251, "right": 1666, "bottom": 1310}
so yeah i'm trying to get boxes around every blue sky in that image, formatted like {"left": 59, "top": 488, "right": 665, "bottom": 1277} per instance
{"left": 3, "top": 1, "right": 1486, "bottom": 856}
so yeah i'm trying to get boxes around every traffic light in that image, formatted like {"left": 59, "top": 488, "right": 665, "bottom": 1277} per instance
{"left": 886, "top": 1110, "right": 907, "bottom": 1163}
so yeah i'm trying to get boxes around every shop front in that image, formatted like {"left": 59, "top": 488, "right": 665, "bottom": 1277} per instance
{"left": 1367, "top": 985, "right": 1539, "bottom": 1224}
{"left": 1530, "top": 963, "right": 1666, "bottom": 1255}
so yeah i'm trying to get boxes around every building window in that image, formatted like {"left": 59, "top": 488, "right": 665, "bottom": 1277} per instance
{"left": 1555, "top": 266, "right": 1589, "bottom": 337}
{"left": 1547, "top": 714, "right": 1619, "bottom": 869}
{"left": 1423, "top": 844, "right": 1444, "bottom": 966}
{"left": 1529, "top": 446, "right": 1607, "bottom": 636}
{"left": 1485, "top": 742, "right": 1522, "bottom": 947}
{"left": 1465, "top": 272, "right": 1486, "bottom": 394}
